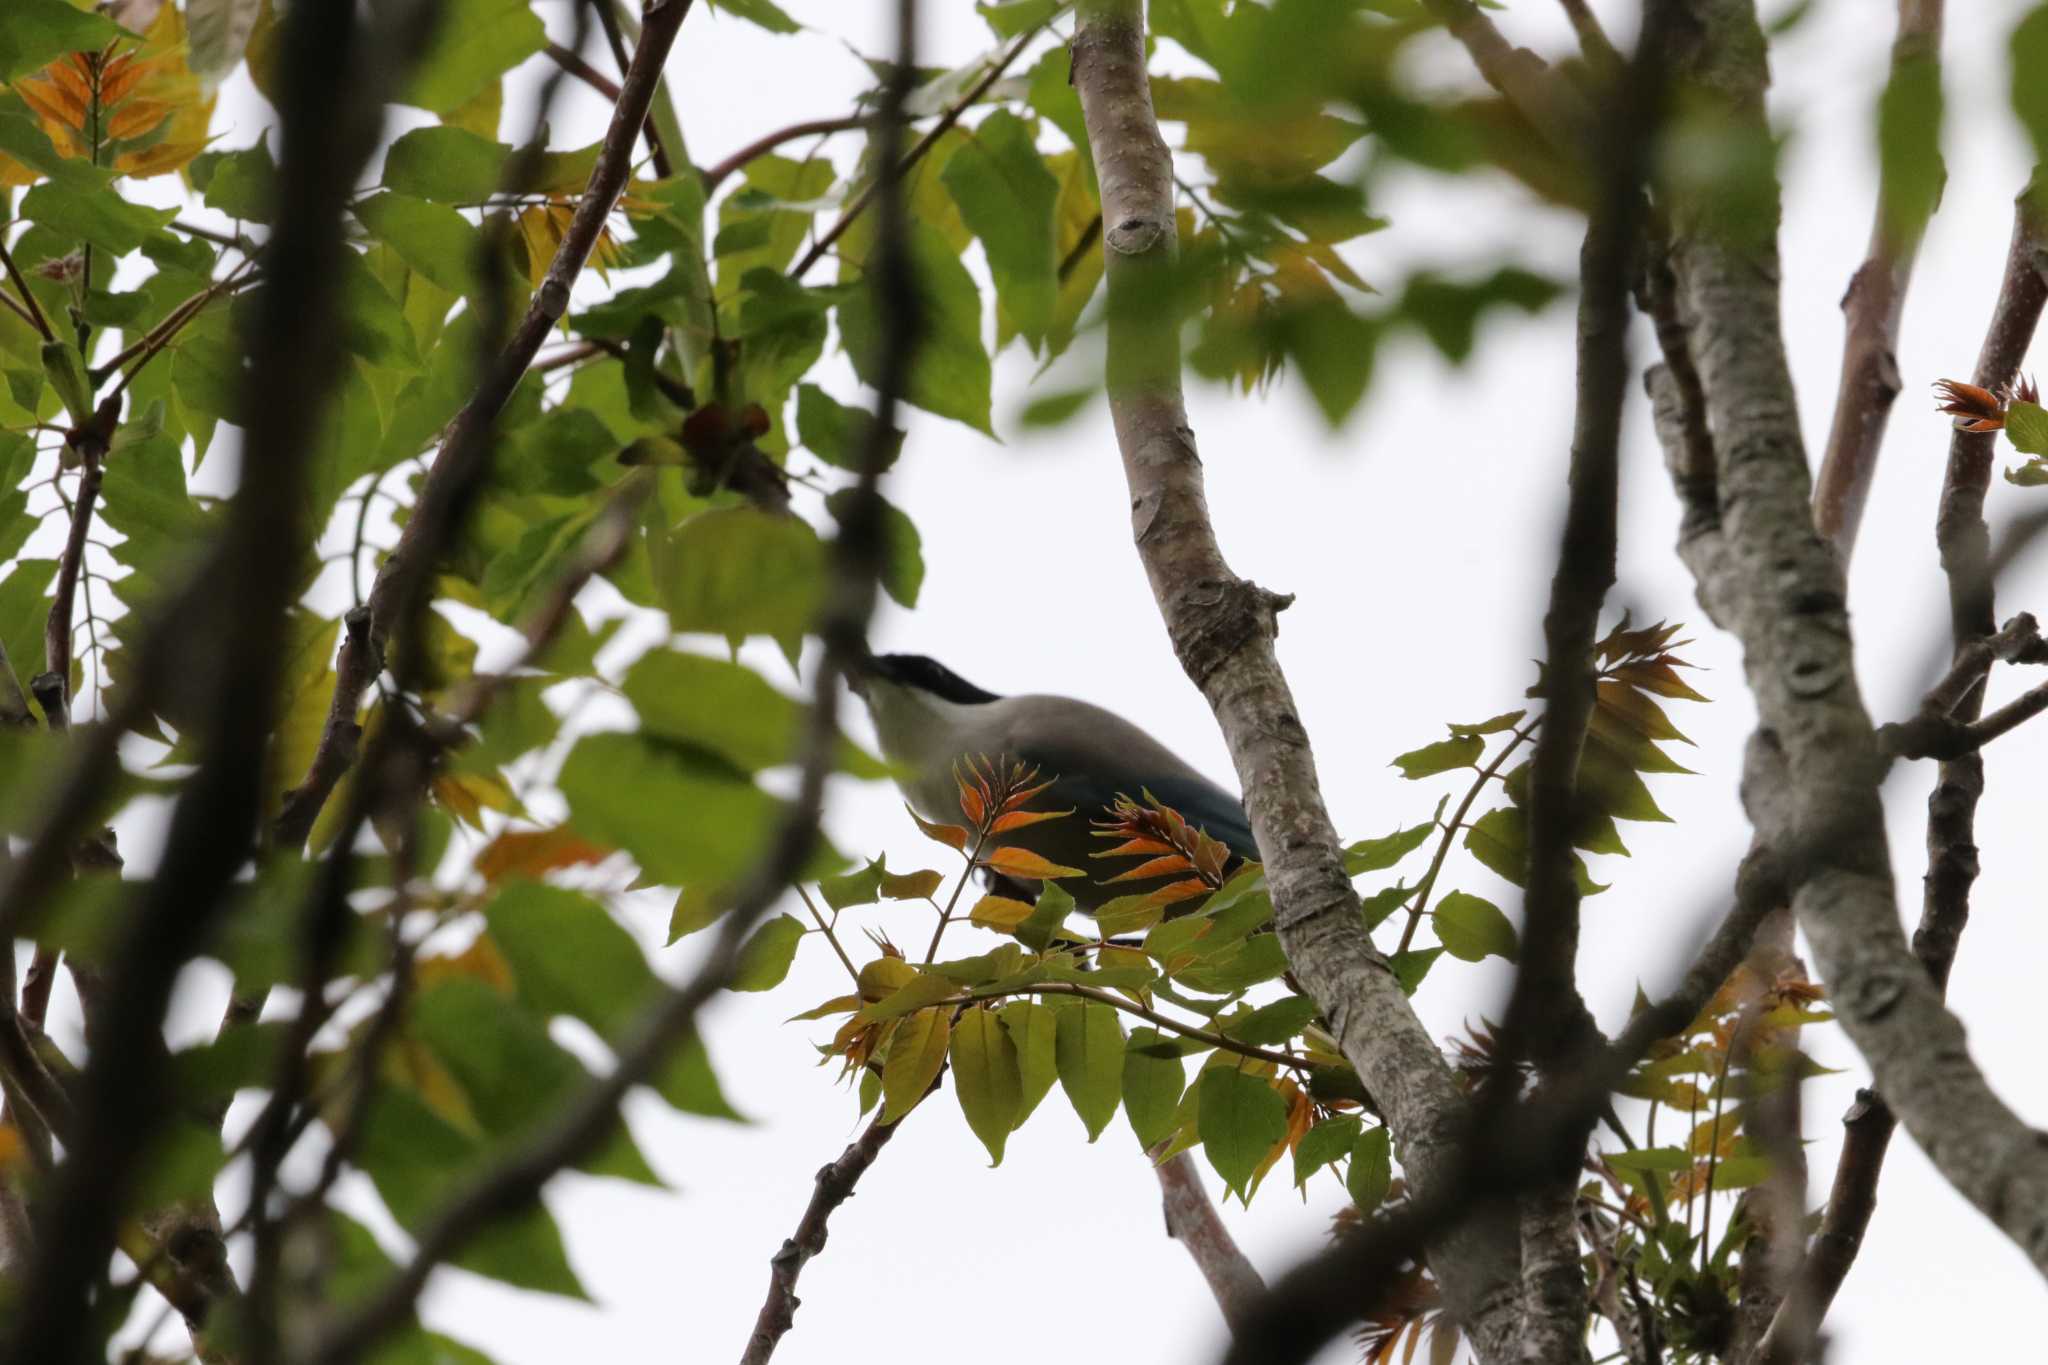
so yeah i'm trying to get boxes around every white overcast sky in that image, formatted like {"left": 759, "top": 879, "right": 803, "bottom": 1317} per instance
{"left": 44, "top": 0, "right": 2048, "bottom": 1361}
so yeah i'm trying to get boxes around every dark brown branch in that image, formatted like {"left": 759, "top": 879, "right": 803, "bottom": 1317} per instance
{"left": 1811, "top": 0, "right": 1945, "bottom": 558}
{"left": 276, "top": 0, "right": 702, "bottom": 849}
{"left": 739, "top": 1113, "right": 904, "bottom": 1364}
{"left": 1156, "top": 1151, "right": 1266, "bottom": 1331}
{"left": 39, "top": 413, "right": 114, "bottom": 724}
{"left": 1069, "top": 6, "right": 1522, "bottom": 1357}
{"left": 703, "top": 116, "right": 875, "bottom": 194}
{"left": 589, "top": 0, "right": 675, "bottom": 180}
{"left": 545, "top": 38, "right": 619, "bottom": 100}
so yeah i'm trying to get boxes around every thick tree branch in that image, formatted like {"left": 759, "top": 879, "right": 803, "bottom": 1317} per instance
{"left": 1754, "top": 188, "right": 2048, "bottom": 1365}
{"left": 275, "top": 0, "right": 702, "bottom": 849}
{"left": 1069, "top": 6, "right": 1520, "bottom": 1357}
{"left": 1810, "top": 0, "right": 1944, "bottom": 558}
{"left": 1654, "top": 0, "right": 2048, "bottom": 1301}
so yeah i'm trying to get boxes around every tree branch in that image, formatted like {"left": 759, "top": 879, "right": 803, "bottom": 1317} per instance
{"left": 738, "top": 1112, "right": 904, "bottom": 1364}
{"left": 275, "top": 0, "right": 703, "bottom": 849}
{"left": 1810, "top": 0, "right": 1944, "bottom": 559}
{"left": 0, "top": 232, "right": 55, "bottom": 343}
{"left": 1655, "top": 0, "right": 2048, "bottom": 1298}
{"left": 1068, "top": 6, "right": 1521, "bottom": 1357}
{"left": 1754, "top": 184, "right": 2048, "bottom": 1365}
{"left": 1156, "top": 1151, "right": 1266, "bottom": 1331}
{"left": 703, "top": 116, "right": 875, "bottom": 194}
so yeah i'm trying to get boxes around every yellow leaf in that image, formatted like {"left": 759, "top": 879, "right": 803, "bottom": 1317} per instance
{"left": 475, "top": 826, "right": 612, "bottom": 882}
{"left": 416, "top": 934, "right": 516, "bottom": 996}
{"left": 881, "top": 1007, "right": 951, "bottom": 1122}
{"left": 857, "top": 955, "right": 916, "bottom": 1003}
{"left": 968, "top": 894, "right": 1034, "bottom": 933}
{"left": 383, "top": 1036, "right": 480, "bottom": 1135}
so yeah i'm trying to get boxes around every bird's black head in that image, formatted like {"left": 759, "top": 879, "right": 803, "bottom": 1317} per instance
{"left": 862, "top": 653, "right": 1002, "bottom": 705}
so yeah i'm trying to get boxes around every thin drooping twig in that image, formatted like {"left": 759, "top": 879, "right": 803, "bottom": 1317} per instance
{"left": 545, "top": 38, "right": 619, "bottom": 100}
{"left": 1068, "top": 6, "right": 1521, "bottom": 1358}
{"left": 0, "top": 2, "right": 432, "bottom": 1357}
{"left": 1754, "top": 188, "right": 2048, "bottom": 1365}
{"left": 787, "top": 19, "right": 1051, "bottom": 280}
{"left": 275, "top": 0, "right": 703, "bottom": 850}
{"left": 1155, "top": 1151, "right": 1266, "bottom": 1331}
{"left": 304, "top": 8, "right": 915, "bottom": 1355}
{"left": 739, "top": 1112, "right": 906, "bottom": 1364}
{"left": 1655, "top": 0, "right": 2048, "bottom": 1292}
{"left": 1810, "top": 0, "right": 1945, "bottom": 558}
{"left": 703, "top": 116, "right": 875, "bottom": 193}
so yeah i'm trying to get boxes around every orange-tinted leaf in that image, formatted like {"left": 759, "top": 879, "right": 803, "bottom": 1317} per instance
{"left": 17, "top": 77, "right": 86, "bottom": 134}
{"left": 115, "top": 136, "right": 207, "bottom": 177}
{"left": 982, "top": 846, "right": 1083, "bottom": 880}
{"left": 1149, "top": 878, "right": 1213, "bottom": 907}
{"left": 1107, "top": 853, "right": 1196, "bottom": 884}
{"left": 1092, "top": 836, "right": 1176, "bottom": 859}
{"left": 957, "top": 773, "right": 987, "bottom": 827}
{"left": 1000, "top": 776, "right": 1056, "bottom": 812}
{"left": 907, "top": 806, "right": 970, "bottom": 851}
{"left": 475, "top": 826, "right": 612, "bottom": 882}
{"left": 1609, "top": 659, "right": 1708, "bottom": 703}
{"left": 0, "top": 1123, "right": 25, "bottom": 1175}
{"left": 107, "top": 97, "right": 172, "bottom": 141}
{"left": 415, "top": 935, "right": 516, "bottom": 995}
{"left": 990, "top": 807, "right": 1072, "bottom": 833}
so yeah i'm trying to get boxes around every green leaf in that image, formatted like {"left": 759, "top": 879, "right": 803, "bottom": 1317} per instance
{"left": 1387, "top": 945, "right": 1442, "bottom": 995}
{"left": 21, "top": 180, "right": 173, "bottom": 257}
{"left": 354, "top": 1087, "right": 587, "bottom": 1298}
{"left": 706, "top": 0, "right": 800, "bottom": 34}
{"left": 1347, "top": 1125, "right": 1392, "bottom": 1211}
{"left": 658, "top": 506, "right": 825, "bottom": 648}
{"left": 1433, "top": 890, "right": 1519, "bottom": 963}
{"left": 1223, "top": 994, "right": 1318, "bottom": 1046}
{"left": 199, "top": 143, "right": 278, "bottom": 223}
{"left": 405, "top": 0, "right": 545, "bottom": 114}
{"left": 858, "top": 970, "right": 962, "bottom": 1022}
{"left": 882, "top": 1007, "right": 951, "bottom": 1122}
{"left": 1000, "top": 1000, "right": 1060, "bottom": 1125}
{"left": 383, "top": 125, "right": 512, "bottom": 203}
{"left": 483, "top": 882, "right": 652, "bottom": 1042}
{"left": 623, "top": 648, "right": 884, "bottom": 778}
{"left": 731, "top": 913, "right": 805, "bottom": 992}
{"left": 795, "top": 382, "right": 903, "bottom": 470}
{"left": 942, "top": 109, "right": 1060, "bottom": 349}
{"left": 1197, "top": 1065, "right": 1288, "bottom": 1201}
{"left": 1876, "top": 41, "right": 1943, "bottom": 246}
{"left": 1014, "top": 878, "right": 1075, "bottom": 953}
{"left": 2006, "top": 399, "right": 2048, "bottom": 457}
{"left": 558, "top": 731, "right": 781, "bottom": 887}
{"left": 2014, "top": 7, "right": 2048, "bottom": 174}
{"left": 355, "top": 192, "right": 482, "bottom": 299}
{"left": 0, "top": 0, "right": 124, "bottom": 81}
{"left": 1391, "top": 734, "right": 1482, "bottom": 779}
{"left": 819, "top": 856, "right": 887, "bottom": 911}
{"left": 1053, "top": 1001, "right": 1125, "bottom": 1141}
{"left": 1465, "top": 805, "right": 1607, "bottom": 896}
{"left": 1122, "top": 1026, "right": 1186, "bottom": 1149}
{"left": 1017, "top": 387, "right": 1094, "bottom": 428}
{"left": 1293, "top": 1114, "right": 1361, "bottom": 1188}
{"left": 1360, "top": 881, "right": 1411, "bottom": 932}
{"left": 0, "top": 560, "right": 56, "bottom": 700}
{"left": 411, "top": 980, "right": 661, "bottom": 1187}
{"left": 840, "top": 220, "right": 993, "bottom": 435}
{"left": 977, "top": 0, "right": 1060, "bottom": 38}
{"left": 825, "top": 488, "right": 923, "bottom": 609}
{"left": 951, "top": 1005, "right": 1023, "bottom": 1164}
{"left": 1343, "top": 820, "right": 1434, "bottom": 875}
{"left": 187, "top": 0, "right": 263, "bottom": 82}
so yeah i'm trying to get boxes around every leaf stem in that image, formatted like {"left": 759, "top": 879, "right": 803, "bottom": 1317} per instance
{"left": 923, "top": 827, "right": 989, "bottom": 964}
{"left": 1394, "top": 720, "right": 1539, "bottom": 954}
{"left": 796, "top": 884, "right": 859, "bottom": 984}
{"left": 0, "top": 233, "right": 55, "bottom": 343}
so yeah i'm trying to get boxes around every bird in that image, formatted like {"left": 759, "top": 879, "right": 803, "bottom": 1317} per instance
{"left": 847, "top": 652, "right": 1259, "bottom": 908}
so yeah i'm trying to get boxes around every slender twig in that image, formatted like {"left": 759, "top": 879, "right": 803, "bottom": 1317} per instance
{"left": 922, "top": 829, "right": 989, "bottom": 963}
{"left": 171, "top": 218, "right": 252, "bottom": 249}
{"left": 589, "top": 0, "right": 674, "bottom": 180}
{"left": 41, "top": 403, "right": 118, "bottom": 718}
{"left": 955, "top": 980, "right": 1321, "bottom": 1073}
{"left": 1810, "top": 0, "right": 1945, "bottom": 559}
{"left": 94, "top": 259, "right": 263, "bottom": 389}
{"left": 796, "top": 885, "right": 860, "bottom": 984}
{"left": 703, "top": 116, "right": 875, "bottom": 193}
{"left": 0, "top": 232, "right": 55, "bottom": 343}
{"left": 1395, "top": 720, "right": 1536, "bottom": 954}
{"left": 545, "top": 38, "right": 619, "bottom": 100}
{"left": 738, "top": 1109, "right": 906, "bottom": 1364}
{"left": 788, "top": 18, "right": 1052, "bottom": 280}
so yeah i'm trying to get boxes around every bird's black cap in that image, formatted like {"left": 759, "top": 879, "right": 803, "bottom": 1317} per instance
{"left": 859, "top": 653, "right": 1002, "bottom": 705}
